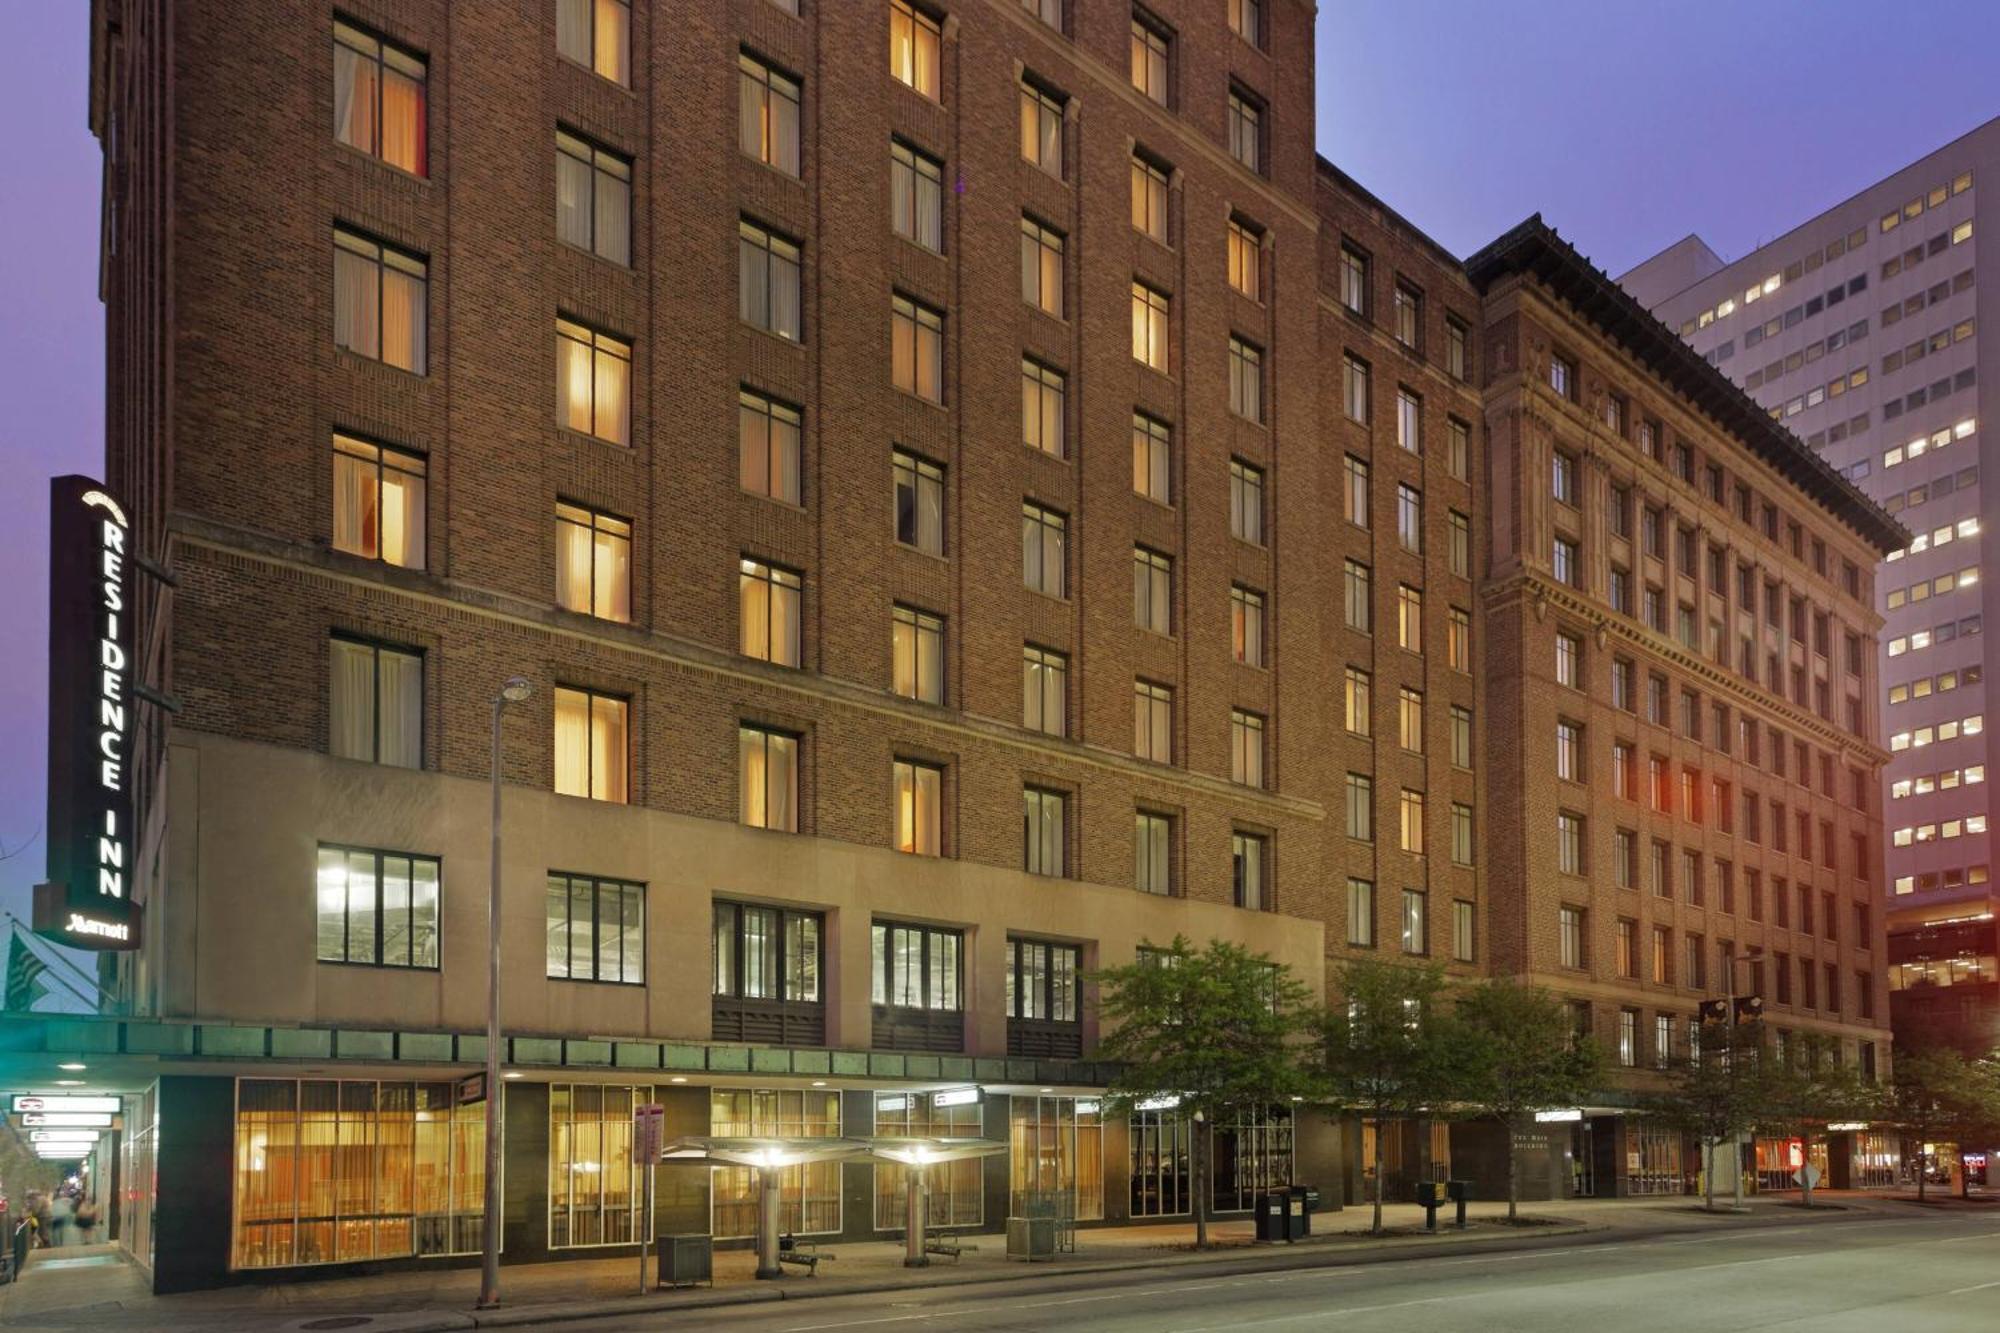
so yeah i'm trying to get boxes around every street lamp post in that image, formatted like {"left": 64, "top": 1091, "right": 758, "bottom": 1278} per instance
{"left": 479, "top": 676, "right": 533, "bottom": 1310}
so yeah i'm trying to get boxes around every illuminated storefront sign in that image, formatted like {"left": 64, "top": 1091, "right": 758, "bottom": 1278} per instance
{"left": 19, "top": 1111, "right": 114, "bottom": 1129}
{"left": 35, "top": 476, "right": 143, "bottom": 950}
{"left": 13, "top": 1094, "right": 120, "bottom": 1115}
{"left": 932, "top": 1087, "right": 980, "bottom": 1108}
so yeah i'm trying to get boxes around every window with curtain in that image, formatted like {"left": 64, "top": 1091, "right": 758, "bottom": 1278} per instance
{"left": 739, "top": 558, "right": 803, "bottom": 666}
{"left": 1231, "top": 459, "right": 1264, "bottom": 544}
{"left": 1022, "top": 502, "right": 1067, "bottom": 597}
{"left": 1133, "top": 413, "right": 1171, "bottom": 504}
{"left": 232, "top": 1079, "right": 482, "bottom": 1269}
{"left": 738, "top": 52, "right": 800, "bottom": 177}
{"left": 556, "top": 129, "right": 631, "bottom": 265}
{"left": 890, "top": 139, "right": 944, "bottom": 252}
{"left": 739, "top": 219, "right": 802, "bottom": 340}
{"left": 738, "top": 390, "right": 801, "bottom": 504}
{"left": 873, "top": 1092, "right": 983, "bottom": 1229}
{"left": 553, "top": 685, "right": 629, "bottom": 803}
{"left": 1136, "top": 811, "right": 1172, "bottom": 894}
{"left": 1131, "top": 281, "right": 1170, "bottom": 370}
{"left": 892, "top": 294, "right": 944, "bottom": 402}
{"left": 1233, "top": 831, "right": 1267, "bottom": 909}
{"left": 548, "top": 1084, "right": 651, "bottom": 1248}
{"left": 1131, "top": 153, "right": 1168, "bottom": 242}
{"left": 333, "top": 228, "right": 427, "bottom": 373}
{"left": 1023, "top": 787, "right": 1066, "bottom": 876}
{"left": 891, "top": 605, "right": 945, "bottom": 704}
{"left": 1021, "top": 359, "right": 1066, "bottom": 456}
{"left": 1019, "top": 82, "right": 1064, "bottom": 175}
{"left": 333, "top": 21, "right": 426, "bottom": 176}
{"left": 871, "top": 921, "right": 960, "bottom": 1009}
{"left": 889, "top": 0, "right": 942, "bottom": 97}
{"left": 1134, "top": 679, "right": 1172, "bottom": 761}
{"left": 554, "top": 501, "right": 631, "bottom": 623}
{"left": 1009, "top": 1096, "right": 1103, "bottom": 1221}
{"left": 1231, "top": 586, "right": 1265, "bottom": 667}
{"left": 711, "top": 1089, "right": 841, "bottom": 1237}
{"left": 544, "top": 873, "right": 644, "bottom": 985}
{"left": 893, "top": 451, "right": 945, "bottom": 555}
{"left": 738, "top": 725, "right": 799, "bottom": 832}
{"left": 1134, "top": 547, "right": 1172, "bottom": 633}
{"left": 555, "top": 318, "right": 630, "bottom": 444}
{"left": 1231, "top": 710, "right": 1265, "bottom": 787}
{"left": 1023, "top": 646, "right": 1066, "bottom": 736}
{"left": 1020, "top": 216, "right": 1065, "bottom": 317}
{"left": 712, "top": 903, "right": 821, "bottom": 1004}
{"left": 556, "top": 0, "right": 630, "bottom": 85}
{"left": 332, "top": 433, "right": 426, "bottom": 569}
{"left": 892, "top": 760, "right": 943, "bottom": 855}
{"left": 329, "top": 636, "right": 422, "bottom": 769}
{"left": 315, "top": 845, "right": 439, "bottom": 969}
{"left": 1130, "top": 17, "right": 1169, "bottom": 103}
{"left": 1228, "top": 337, "right": 1262, "bottom": 420}
{"left": 1226, "top": 90, "right": 1260, "bottom": 172}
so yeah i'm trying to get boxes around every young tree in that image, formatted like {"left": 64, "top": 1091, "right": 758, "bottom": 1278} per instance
{"left": 1090, "top": 936, "right": 1320, "bottom": 1249}
{"left": 1645, "top": 1010, "right": 1766, "bottom": 1212}
{"left": 1757, "top": 1032, "right": 1877, "bottom": 1208}
{"left": 1320, "top": 959, "right": 1473, "bottom": 1235}
{"left": 1454, "top": 978, "right": 1603, "bottom": 1222}
{"left": 1889, "top": 1046, "right": 1974, "bottom": 1203}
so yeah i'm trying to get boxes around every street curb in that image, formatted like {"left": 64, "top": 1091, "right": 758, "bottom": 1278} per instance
{"left": 339, "top": 1205, "right": 1889, "bottom": 1333}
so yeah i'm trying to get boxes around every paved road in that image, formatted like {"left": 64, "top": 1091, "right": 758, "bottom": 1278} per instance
{"left": 584, "top": 1210, "right": 2000, "bottom": 1332}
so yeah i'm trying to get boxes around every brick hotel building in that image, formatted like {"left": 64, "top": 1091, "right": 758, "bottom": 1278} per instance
{"left": 47, "top": 0, "right": 1897, "bottom": 1291}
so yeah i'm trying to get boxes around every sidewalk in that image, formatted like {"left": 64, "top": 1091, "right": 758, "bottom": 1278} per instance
{"left": 0, "top": 1193, "right": 1896, "bottom": 1332}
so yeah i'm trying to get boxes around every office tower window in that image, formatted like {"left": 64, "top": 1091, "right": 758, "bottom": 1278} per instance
{"left": 1228, "top": 218, "right": 1261, "bottom": 298}
{"left": 889, "top": 1, "right": 941, "bottom": 98}
{"left": 1345, "top": 667, "right": 1373, "bottom": 736}
{"left": 1023, "top": 646, "right": 1067, "bottom": 737}
{"left": 872, "top": 921, "right": 960, "bottom": 1007}
{"left": 892, "top": 295, "right": 944, "bottom": 402}
{"left": 1343, "top": 354, "right": 1370, "bottom": 422}
{"left": 1397, "top": 483, "right": 1423, "bottom": 552}
{"left": 891, "top": 605, "right": 945, "bottom": 705}
{"left": 554, "top": 686, "right": 629, "bottom": 803}
{"left": 555, "top": 501, "right": 632, "bottom": 623}
{"left": 333, "top": 21, "right": 426, "bottom": 176}
{"left": 1556, "top": 719, "right": 1582, "bottom": 781}
{"left": 739, "top": 725, "right": 798, "bottom": 832}
{"left": 1618, "top": 1010, "right": 1638, "bottom": 1068}
{"left": 1558, "top": 812, "right": 1585, "bottom": 875}
{"left": 1023, "top": 788, "right": 1067, "bottom": 877}
{"left": 1132, "top": 281, "right": 1171, "bottom": 370}
{"left": 1449, "top": 510, "right": 1470, "bottom": 578}
{"left": 334, "top": 228, "right": 426, "bottom": 373}
{"left": 1450, "top": 704, "right": 1472, "bottom": 767}
{"left": 1339, "top": 245, "right": 1369, "bottom": 314}
{"left": 1452, "top": 900, "right": 1476, "bottom": 962}
{"left": 890, "top": 141, "right": 944, "bottom": 251}
{"left": 545, "top": 873, "right": 644, "bottom": 985}
{"left": 1397, "top": 585, "right": 1423, "bottom": 653}
{"left": 1130, "top": 15, "right": 1169, "bottom": 103}
{"left": 316, "top": 845, "right": 439, "bottom": 969}
{"left": 1447, "top": 417, "right": 1469, "bottom": 479}
{"left": 1343, "top": 454, "right": 1370, "bottom": 528}
{"left": 1614, "top": 830, "right": 1636, "bottom": 889}
{"left": 1402, "top": 890, "right": 1427, "bottom": 955}
{"left": 1653, "top": 1013, "right": 1672, "bottom": 1068}
{"left": 557, "top": 130, "right": 631, "bottom": 265}
{"left": 1231, "top": 710, "right": 1266, "bottom": 787}
{"left": 332, "top": 433, "right": 425, "bottom": 569}
{"left": 1549, "top": 350, "right": 1574, "bottom": 398}
{"left": 1559, "top": 905, "right": 1586, "bottom": 969}
{"left": 892, "top": 761, "right": 943, "bottom": 856}
{"left": 1229, "top": 337, "right": 1264, "bottom": 421}
{"left": 1021, "top": 216, "right": 1065, "bottom": 317}
{"left": 1552, "top": 450, "right": 1577, "bottom": 505}
{"left": 1399, "top": 687, "right": 1424, "bottom": 752}
{"left": 1344, "top": 560, "right": 1372, "bottom": 632}
{"left": 1617, "top": 918, "right": 1637, "bottom": 978}
{"left": 1345, "top": 772, "right": 1373, "bottom": 840}
{"left": 1226, "top": 89, "right": 1260, "bottom": 172}
{"left": 738, "top": 53, "right": 801, "bottom": 176}
{"left": 558, "top": 0, "right": 630, "bottom": 84}
{"left": 1131, "top": 153, "right": 1168, "bottom": 241}
{"left": 1135, "top": 547, "right": 1173, "bottom": 633}
{"left": 1394, "top": 283, "right": 1422, "bottom": 351}
{"left": 893, "top": 450, "right": 945, "bottom": 554}
{"left": 1399, "top": 789, "right": 1425, "bottom": 854}
{"left": 1555, "top": 630, "right": 1581, "bottom": 688}
{"left": 712, "top": 902, "right": 822, "bottom": 1012}
{"left": 1448, "top": 605, "right": 1470, "bottom": 664}
{"left": 1134, "top": 680, "right": 1173, "bottom": 761}
{"left": 738, "top": 557, "right": 804, "bottom": 666}
{"left": 329, "top": 637, "right": 422, "bottom": 769}
{"left": 1397, "top": 389, "right": 1422, "bottom": 453}
{"left": 1451, "top": 803, "right": 1474, "bottom": 867}
{"left": 1020, "top": 82, "right": 1065, "bottom": 175}
{"left": 1023, "top": 502, "right": 1068, "bottom": 596}
{"left": 1022, "top": 359, "right": 1066, "bottom": 455}
{"left": 1229, "top": 0, "right": 1262, "bottom": 45}
{"left": 556, "top": 317, "right": 631, "bottom": 444}
{"left": 1131, "top": 413, "right": 1173, "bottom": 504}
{"left": 1553, "top": 536, "right": 1579, "bottom": 587}
{"left": 1445, "top": 318, "right": 1468, "bottom": 381}
{"left": 1232, "top": 586, "right": 1266, "bottom": 667}
{"left": 1651, "top": 925, "right": 1670, "bottom": 984}
{"left": 1135, "top": 811, "right": 1172, "bottom": 894}
{"left": 740, "top": 391, "right": 802, "bottom": 504}
{"left": 1347, "top": 878, "right": 1375, "bottom": 946}
{"left": 1233, "top": 831, "right": 1268, "bottom": 910}
{"left": 739, "top": 220, "right": 803, "bottom": 340}
{"left": 1008, "top": 938, "right": 1081, "bottom": 1025}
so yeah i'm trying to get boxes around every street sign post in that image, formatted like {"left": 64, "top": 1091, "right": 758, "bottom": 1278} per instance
{"left": 1791, "top": 1162, "right": 1822, "bottom": 1191}
{"left": 634, "top": 1103, "right": 664, "bottom": 1291}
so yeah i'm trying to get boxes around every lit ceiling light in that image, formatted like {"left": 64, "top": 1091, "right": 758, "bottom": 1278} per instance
{"left": 53, "top": 1080, "right": 84, "bottom": 1087}
{"left": 670, "top": 1076, "right": 687, "bottom": 1084}
{"left": 502, "top": 1072, "right": 523, "bottom": 1080}
{"left": 811, "top": 1080, "right": 827, "bottom": 1087}
{"left": 57, "top": 1063, "right": 86, "bottom": 1072}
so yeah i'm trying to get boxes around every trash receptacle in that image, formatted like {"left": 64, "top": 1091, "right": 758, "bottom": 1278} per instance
{"left": 658, "top": 1233, "right": 713, "bottom": 1288}
{"left": 1288, "top": 1185, "right": 1315, "bottom": 1239}
{"left": 1256, "top": 1189, "right": 1288, "bottom": 1242}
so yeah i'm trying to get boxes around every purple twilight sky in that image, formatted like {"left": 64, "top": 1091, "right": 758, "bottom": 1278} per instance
{"left": 0, "top": 4, "right": 1995, "bottom": 998}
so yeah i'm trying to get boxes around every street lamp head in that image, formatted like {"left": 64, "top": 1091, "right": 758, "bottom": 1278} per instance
{"left": 498, "top": 676, "right": 534, "bottom": 704}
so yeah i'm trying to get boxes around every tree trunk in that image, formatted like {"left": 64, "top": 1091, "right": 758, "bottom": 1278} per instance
{"left": 1960, "top": 1152, "right": 1971, "bottom": 1200}
{"left": 1799, "top": 1133, "right": 1813, "bottom": 1208}
{"left": 1917, "top": 1140, "right": 1928, "bottom": 1203}
{"left": 1703, "top": 1138, "right": 1716, "bottom": 1212}
{"left": 1371, "top": 1115, "right": 1386, "bottom": 1235}
{"left": 1194, "top": 1122, "right": 1209, "bottom": 1249}
{"left": 1505, "top": 1115, "right": 1519, "bottom": 1223}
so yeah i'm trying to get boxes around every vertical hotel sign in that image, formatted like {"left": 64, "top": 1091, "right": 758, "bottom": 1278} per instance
{"left": 36, "top": 476, "right": 143, "bottom": 950}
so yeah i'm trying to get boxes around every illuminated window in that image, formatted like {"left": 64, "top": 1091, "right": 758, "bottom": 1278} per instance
{"left": 1132, "top": 281, "right": 1171, "bottom": 370}
{"left": 556, "top": 130, "right": 631, "bottom": 265}
{"left": 333, "top": 21, "right": 427, "bottom": 175}
{"left": 316, "top": 844, "right": 437, "bottom": 968}
{"left": 739, "top": 558, "right": 802, "bottom": 665}
{"left": 1021, "top": 216, "right": 1065, "bottom": 317}
{"left": 892, "top": 763, "right": 944, "bottom": 856}
{"left": 1131, "top": 154, "right": 1169, "bottom": 242}
{"left": 890, "top": 140, "right": 943, "bottom": 251}
{"left": 329, "top": 637, "right": 422, "bottom": 769}
{"left": 1020, "top": 82, "right": 1065, "bottom": 175}
{"left": 556, "top": 317, "right": 631, "bottom": 444}
{"left": 738, "top": 725, "right": 798, "bottom": 831}
{"left": 334, "top": 228, "right": 427, "bottom": 373}
{"left": 553, "top": 686, "right": 629, "bottom": 803}
{"left": 554, "top": 501, "right": 632, "bottom": 623}
{"left": 557, "top": 0, "right": 630, "bottom": 84}
{"left": 891, "top": 605, "right": 945, "bottom": 704}
{"left": 892, "top": 295, "right": 944, "bottom": 402}
{"left": 889, "top": 0, "right": 941, "bottom": 98}
{"left": 332, "top": 434, "right": 425, "bottom": 569}
{"left": 739, "top": 391, "right": 801, "bottom": 503}
{"left": 738, "top": 53, "right": 800, "bottom": 176}
{"left": 545, "top": 873, "right": 644, "bottom": 985}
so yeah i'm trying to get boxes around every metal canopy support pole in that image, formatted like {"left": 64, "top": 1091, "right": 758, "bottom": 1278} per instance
{"left": 756, "top": 1165, "right": 783, "bottom": 1279}
{"left": 905, "top": 1162, "right": 927, "bottom": 1267}
{"left": 478, "top": 694, "right": 505, "bottom": 1309}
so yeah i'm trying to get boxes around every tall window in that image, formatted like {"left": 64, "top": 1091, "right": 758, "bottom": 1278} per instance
{"left": 1229, "top": 0, "right": 1262, "bottom": 45}
{"left": 1136, "top": 812, "right": 1172, "bottom": 894}
{"left": 333, "top": 21, "right": 426, "bottom": 175}
{"left": 1022, "top": 359, "right": 1066, "bottom": 455}
{"left": 1344, "top": 454, "right": 1370, "bottom": 528}
{"left": 1227, "top": 219, "right": 1260, "bottom": 298}
{"left": 1555, "top": 719, "right": 1583, "bottom": 781}
{"left": 1023, "top": 788, "right": 1067, "bottom": 876}
{"left": 1344, "top": 559, "right": 1372, "bottom": 632}
{"left": 890, "top": 141, "right": 944, "bottom": 251}
{"left": 1549, "top": 351, "right": 1574, "bottom": 399}
{"left": 1134, "top": 680, "right": 1173, "bottom": 761}
{"left": 556, "top": 318, "right": 631, "bottom": 445}
{"left": 1339, "top": 246, "right": 1369, "bottom": 315}
{"left": 549, "top": 1084, "right": 653, "bottom": 1250}
{"left": 1131, "top": 153, "right": 1168, "bottom": 241}
{"left": 1347, "top": 878, "right": 1375, "bottom": 946}
{"left": 1447, "top": 417, "right": 1469, "bottom": 480}
{"left": 330, "top": 637, "right": 422, "bottom": 769}
{"left": 1020, "top": 82, "right": 1064, "bottom": 175}
{"left": 1230, "top": 459, "right": 1264, "bottom": 543}
{"left": 554, "top": 687, "right": 629, "bottom": 803}
{"left": 893, "top": 450, "right": 944, "bottom": 554}
{"left": 1345, "top": 667, "right": 1373, "bottom": 736}
{"left": 1132, "top": 281, "right": 1171, "bottom": 370}
{"left": 1454, "top": 900, "right": 1475, "bottom": 963}
{"left": 891, "top": 605, "right": 944, "bottom": 704}
{"left": 1023, "top": 646, "right": 1067, "bottom": 737}
{"left": 1399, "top": 789, "right": 1426, "bottom": 855}
{"left": 555, "top": 501, "right": 632, "bottom": 623}
{"left": 1558, "top": 812, "right": 1585, "bottom": 875}
{"left": 556, "top": 130, "right": 630, "bottom": 265}
{"left": 334, "top": 228, "right": 426, "bottom": 373}
{"left": 1009, "top": 939, "right": 1081, "bottom": 1024}
{"left": 889, "top": 0, "right": 941, "bottom": 98}
{"left": 1448, "top": 510, "right": 1470, "bottom": 578}
{"left": 1231, "top": 586, "right": 1266, "bottom": 667}
{"left": 1345, "top": 772, "right": 1373, "bottom": 840}
{"left": 1393, "top": 284, "right": 1421, "bottom": 350}
{"left": 1130, "top": 16, "right": 1169, "bottom": 103}
{"left": 1396, "top": 483, "right": 1423, "bottom": 552}
{"left": 713, "top": 903, "right": 821, "bottom": 1007}
{"left": 739, "top": 53, "right": 801, "bottom": 176}
{"left": 1451, "top": 803, "right": 1474, "bottom": 866}
{"left": 1555, "top": 630, "right": 1581, "bottom": 688}
{"left": 1450, "top": 704, "right": 1471, "bottom": 767}
{"left": 874, "top": 1090, "right": 980, "bottom": 1229}
{"left": 1401, "top": 889, "right": 1427, "bottom": 955}
{"left": 332, "top": 433, "right": 425, "bottom": 569}
{"left": 1021, "top": 217, "right": 1065, "bottom": 317}
{"left": 316, "top": 845, "right": 438, "bottom": 968}
{"left": 873, "top": 921, "right": 961, "bottom": 1007}
{"left": 1233, "top": 832, "right": 1268, "bottom": 909}
{"left": 892, "top": 295, "right": 944, "bottom": 402}
{"left": 739, "top": 558, "right": 803, "bottom": 666}
{"left": 1396, "top": 389, "right": 1422, "bottom": 453}
{"left": 557, "top": 0, "right": 630, "bottom": 84}
{"left": 739, "top": 725, "right": 798, "bottom": 831}
{"left": 1023, "top": 502, "right": 1067, "bottom": 596}
{"left": 545, "top": 873, "right": 644, "bottom": 985}
{"left": 1232, "top": 710, "right": 1265, "bottom": 787}
{"left": 711, "top": 1089, "right": 840, "bottom": 1239}
{"left": 1552, "top": 450, "right": 1577, "bottom": 505}
{"left": 1397, "top": 584, "right": 1423, "bottom": 653}
{"left": 739, "top": 220, "right": 803, "bottom": 340}
{"left": 1343, "top": 354, "right": 1370, "bottom": 422}
{"left": 1228, "top": 337, "right": 1263, "bottom": 420}
{"left": 893, "top": 761, "right": 943, "bottom": 855}
{"left": 1134, "top": 547, "right": 1173, "bottom": 633}
{"left": 1445, "top": 318, "right": 1468, "bottom": 380}
{"left": 739, "top": 391, "right": 801, "bottom": 504}
{"left": 1559, "top": 905, "right": 1585, "bottom": 968}
{"left": 1226, "top": 90, "right": 1260, "bottom": 171}
{"left": 1134, "top": 414, "right": 1172, "bottom": 504}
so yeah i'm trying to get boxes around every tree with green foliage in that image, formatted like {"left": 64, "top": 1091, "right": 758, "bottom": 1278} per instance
{"left": 1090, "top": 935, "right": 1320, "bottom": 1249}
{"left": 1454, "top": 978, "right": 1603, "bottom": 1222}
{"left": 1889, "top": 1046, "right": 1977, "bottom": 1203}
{"left": 1320, "top": 959, "right": 1475, "bottom": 1235}
{"left": 1757, "top": 1032, "right": 1878, "bottom": 1208}
{"left": 1645, "top": 1011, "right": 1767, "bottom": 1212}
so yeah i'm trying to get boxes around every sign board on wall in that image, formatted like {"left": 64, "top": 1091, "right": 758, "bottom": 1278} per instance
{"left": 35, "top": 476, "right": 143, "bottom": 950}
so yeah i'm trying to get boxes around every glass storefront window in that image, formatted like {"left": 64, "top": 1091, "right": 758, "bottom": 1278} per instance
{"left": 1008, "top": 1095, "right": 1103, "bottom": 1222}
{"left": 1210, "top": 1107, "right": 1293, "bottom": 1212}
{"left": 710, "top": 1088, "right": 841, "bottom": 1238}
{"left": 873, "top": 1092, "right": 984, "bottom": 1229}
{"left": 233, "top": 1079, "right": 482, "bottom": 1269}
{"left": 1625, "top": 1119, "right": 1689, "bottom": 1195}
{"left": 1129, "top": 1108, "right": 1190, "bottom": 1217}
{"left": 549, "top": 1083, "right": 652, "bottom": 1247}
